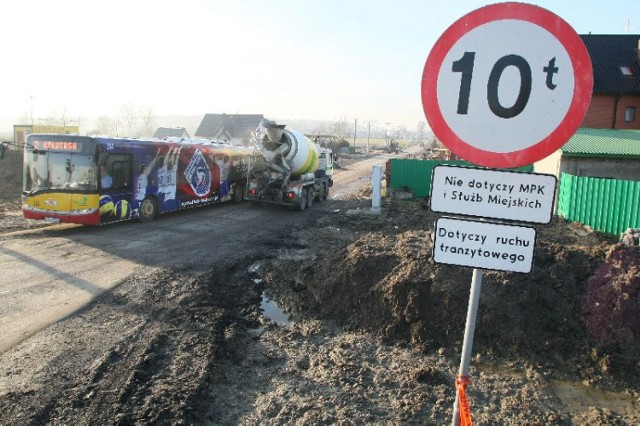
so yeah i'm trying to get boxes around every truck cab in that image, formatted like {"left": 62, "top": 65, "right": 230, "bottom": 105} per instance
{"left": 316, "top": 147, "right": 334, "bottom": 179}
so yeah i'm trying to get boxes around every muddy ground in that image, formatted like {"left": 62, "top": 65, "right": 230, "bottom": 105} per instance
{"left": 0, "top": 148, "right": 639, "bottom": 424}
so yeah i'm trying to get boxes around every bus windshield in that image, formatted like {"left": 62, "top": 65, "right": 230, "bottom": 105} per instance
{"left": 24, "top": 151, "right": 97, "bottom": 193}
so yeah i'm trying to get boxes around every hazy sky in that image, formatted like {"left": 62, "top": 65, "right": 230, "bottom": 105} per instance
{"left": 1, "top": 0, "right": 638, "bottom": 129}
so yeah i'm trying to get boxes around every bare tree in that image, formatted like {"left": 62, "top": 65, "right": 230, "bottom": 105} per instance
{"left": 77, "top": 116, "right": 89, "bottom": 134}
{"left": 41, "top": 107, "right": 78, "bottom": 126}
{"left": 116, "top": 103, "right": 157, "bottom": 137}
{"left": 312, "top": 122, "right": 329, "bottom": 136}
{"left": 416, "top": 121, "right": 427, "bottom": 144}
{"left": 118, "top": 103, "right": 140, "bottom": 137}
{"left": 90, "top": 115, "right": 118, "bottom": 136}
{"left": 138, "top": 106, "right": 157, "bottom": 137}
{"left": 427, "top": 134, "right": 439, "bottom": 149}
{"left": 329, "top": 117, "right": 351, "bottom": 141}
{"left": 394, "top": 125, "right": 407, "bottom": 141}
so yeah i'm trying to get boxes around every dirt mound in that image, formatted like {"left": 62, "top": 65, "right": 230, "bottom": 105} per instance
{"left": 0, "top": 149, "right": 22, "bottom": 200}
{"left": 265, "top": 200, "right": 639, "bottom": 387}
{"left": 0, "top": 149, "right": 44, "bottom": 231}
{"left": 582, "top": 245, "right": 640, "bottom": 347}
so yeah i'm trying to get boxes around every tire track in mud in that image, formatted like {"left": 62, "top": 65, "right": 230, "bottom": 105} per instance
{"left": 0, "top": 261, "right": 264, "bottom": 425}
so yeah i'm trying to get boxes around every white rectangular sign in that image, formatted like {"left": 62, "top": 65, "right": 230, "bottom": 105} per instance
{"left": 433, "top": 217, "right": 536, "bottom": 273}
{"left": 430, "top": 165, "right": 557, "bottom": 224}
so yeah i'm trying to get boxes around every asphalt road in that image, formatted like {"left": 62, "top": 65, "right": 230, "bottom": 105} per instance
{"left": 0, "top": 152, "right": 392, "bottom": 354}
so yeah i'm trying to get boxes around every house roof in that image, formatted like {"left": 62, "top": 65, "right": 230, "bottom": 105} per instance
{"left": 153, "top": 127, "right": 189, "bottom": 139}
{"left": 580, "top": 34, "right": 640, "bottom": 94}
{"left": 562, "top": 128, "right": 640, "bottom": 158}
{"left": 195, "top": 114, "right": 264, "bottom": 139}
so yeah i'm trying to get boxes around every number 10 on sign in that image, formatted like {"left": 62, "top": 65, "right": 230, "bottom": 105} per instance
{"left": 453, "top": 51, "right": 560, "bottom": 119}
{"left": 421, "top": 2, "right": 592, "bottom": 168}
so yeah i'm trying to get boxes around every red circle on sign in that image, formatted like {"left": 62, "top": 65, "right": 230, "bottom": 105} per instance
{"left": 421, "top": 2, "right": 593, "bottom": 168}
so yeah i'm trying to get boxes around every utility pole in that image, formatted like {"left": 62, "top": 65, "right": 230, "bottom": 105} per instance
{"left": 367, "top": 121, "right": 371, "bottom": 153}
{"left": 353, "top": 118, "right": 357, "bottom": 151}
{"left": 30, "top": 95, "right": 34, "bottom": 127}
{"left": 384, "top": 122, "right": 391, "bottom": 148}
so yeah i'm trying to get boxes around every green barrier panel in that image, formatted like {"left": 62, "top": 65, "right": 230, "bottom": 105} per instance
{"left": 388, "top": 159, "right": 533, "bottom": 198}
{"left": 557, "top": 173, "right": 640, "bottom": 235}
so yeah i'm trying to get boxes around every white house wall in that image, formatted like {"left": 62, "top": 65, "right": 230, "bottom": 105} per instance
{"left": 534, "top": 150, "right": 562, "bottom": 178}
{"left": 560, "top": 158, "right": 640, "bottom": 181}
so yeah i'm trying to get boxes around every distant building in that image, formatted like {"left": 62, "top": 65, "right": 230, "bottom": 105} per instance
{"left": 13, "top": 125, "right": 80, "bottom": 144}
{"left": 580, "top": 34, "right": 640, "bottom": 129}
{"left": 195, "top": 113, "right": 263, "bottom": 146}
{"left": 153, "top": 127, "right": 190, "bottom": 139}
{"left": 535, "top": 128, "right": 640, "bottom": 181}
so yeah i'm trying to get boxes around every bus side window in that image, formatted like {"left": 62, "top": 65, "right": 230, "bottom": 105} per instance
{"left": 110, "top": 155, "right": 133, "bottom": 189}
{"left": 112, "top": 167, "right": 125, "bottom": 188}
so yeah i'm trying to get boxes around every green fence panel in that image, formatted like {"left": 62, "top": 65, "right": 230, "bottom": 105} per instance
{"left": 557, "top": 173, "right": 640, "bottom": 235}
{"left": 387, "top": 161, "right": 639, "bottom": 234}
{"left": 388, "top": 159, "right": 468, "bottom": 198}
{"left": 388, "top": 159, "right": 533, "bottom": 198}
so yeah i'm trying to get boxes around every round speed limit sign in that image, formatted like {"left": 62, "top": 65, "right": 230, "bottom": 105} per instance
{"left": 421, "top": 2, "right": 593, "bottom": 168}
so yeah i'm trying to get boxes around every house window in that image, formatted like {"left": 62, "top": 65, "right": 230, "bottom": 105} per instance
{"left": 620, "top": 66, "right": 633, "bottom": 76}
{"left": 624, "top": 107, "right": 636, "bottom": 122}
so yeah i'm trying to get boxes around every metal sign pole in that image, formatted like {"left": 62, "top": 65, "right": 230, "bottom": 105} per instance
{"left": 371, "top": 165, "right": 382, "bottom": 213}
{"left": 451, "top": 268, "right": 483, "bottom": 426}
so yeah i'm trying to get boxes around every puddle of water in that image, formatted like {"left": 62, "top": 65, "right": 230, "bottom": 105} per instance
{"left": 248, "top": 261, "right": 290, "bottom": 324}
{"left": 276, "top": 250, "right": 311, "bottom": 262}
{"left": 478, "top": 363, "right": 637, "bottom": 416}
{"left": 248, "top": 260, "right": 265, "bottom": 274}
{"left": 552, "top": 379, "right": 637, "bottom": 416}
{"left": 478, "top": 363, "right": 525, "bottom": 377}
{"left": 260, "top": 291, "right": 290, "bottom": 325}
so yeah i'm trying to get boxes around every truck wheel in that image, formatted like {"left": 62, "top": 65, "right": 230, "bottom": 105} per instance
{"left": 139, "top": 196, "right": 158, "bottom": 222}
{"left": 306, "top": 188, "right": 314, "bottom": 209}
{"left": 315, "top": 185, "right": 324, "bottom": 202}
{"left": 323, "top": 184, "right": 329, "bottom": 200}
{"left": 296, "top": 189, "right": 307, "bottom": 211}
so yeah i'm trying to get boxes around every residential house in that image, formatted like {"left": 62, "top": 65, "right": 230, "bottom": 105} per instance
{"left": 536, "top": 128, "right": 640, "bottom": 181}
{"left": 535, "top": 35, "right": 640, "bottom": 179}
{"left": 195, "top": 113, "right": 264, "bottom": 146}
{"left": 153, "top": 127, "right": 190, "bottom": 139}
{"left": 580, "top": 34, "right": 640, "bottom": 129}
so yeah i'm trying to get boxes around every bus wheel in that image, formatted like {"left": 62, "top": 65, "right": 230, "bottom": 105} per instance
{"left": 296, "top": 189, "right": 307, "bottom": 211}
{"left": 139, "top": 196, "right": 157, "bottom": 222}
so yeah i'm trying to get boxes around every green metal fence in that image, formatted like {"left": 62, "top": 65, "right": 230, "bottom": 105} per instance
{"left": 387, "top": 159, "right": 534, "bottom": 198}
{"left": 387, "top": 160, "right": 640, "bottom": 235}
{"left": 557, "top": 173, "right": 640, "bottom": 235}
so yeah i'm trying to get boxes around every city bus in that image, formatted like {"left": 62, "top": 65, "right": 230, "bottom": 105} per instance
{"left": 23, "top": 134, "right": 252, "bottom": 225}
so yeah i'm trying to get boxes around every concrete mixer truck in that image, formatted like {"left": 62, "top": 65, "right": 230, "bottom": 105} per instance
{"left": 245, "top": 120, "right": 333, "bottom": 210}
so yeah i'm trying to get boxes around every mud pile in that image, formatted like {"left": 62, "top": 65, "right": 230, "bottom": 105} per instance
{"left": 0, "top": 148, "right": 22, "bottom": 201}
{"left": 582, "top": 245, "right": 640, "bottom": 348}
{"left": 265, "top": 200, "right": 639, "bottom": 387}
{"left": 0, "top": 149, "right": 50, "bottom": 232}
